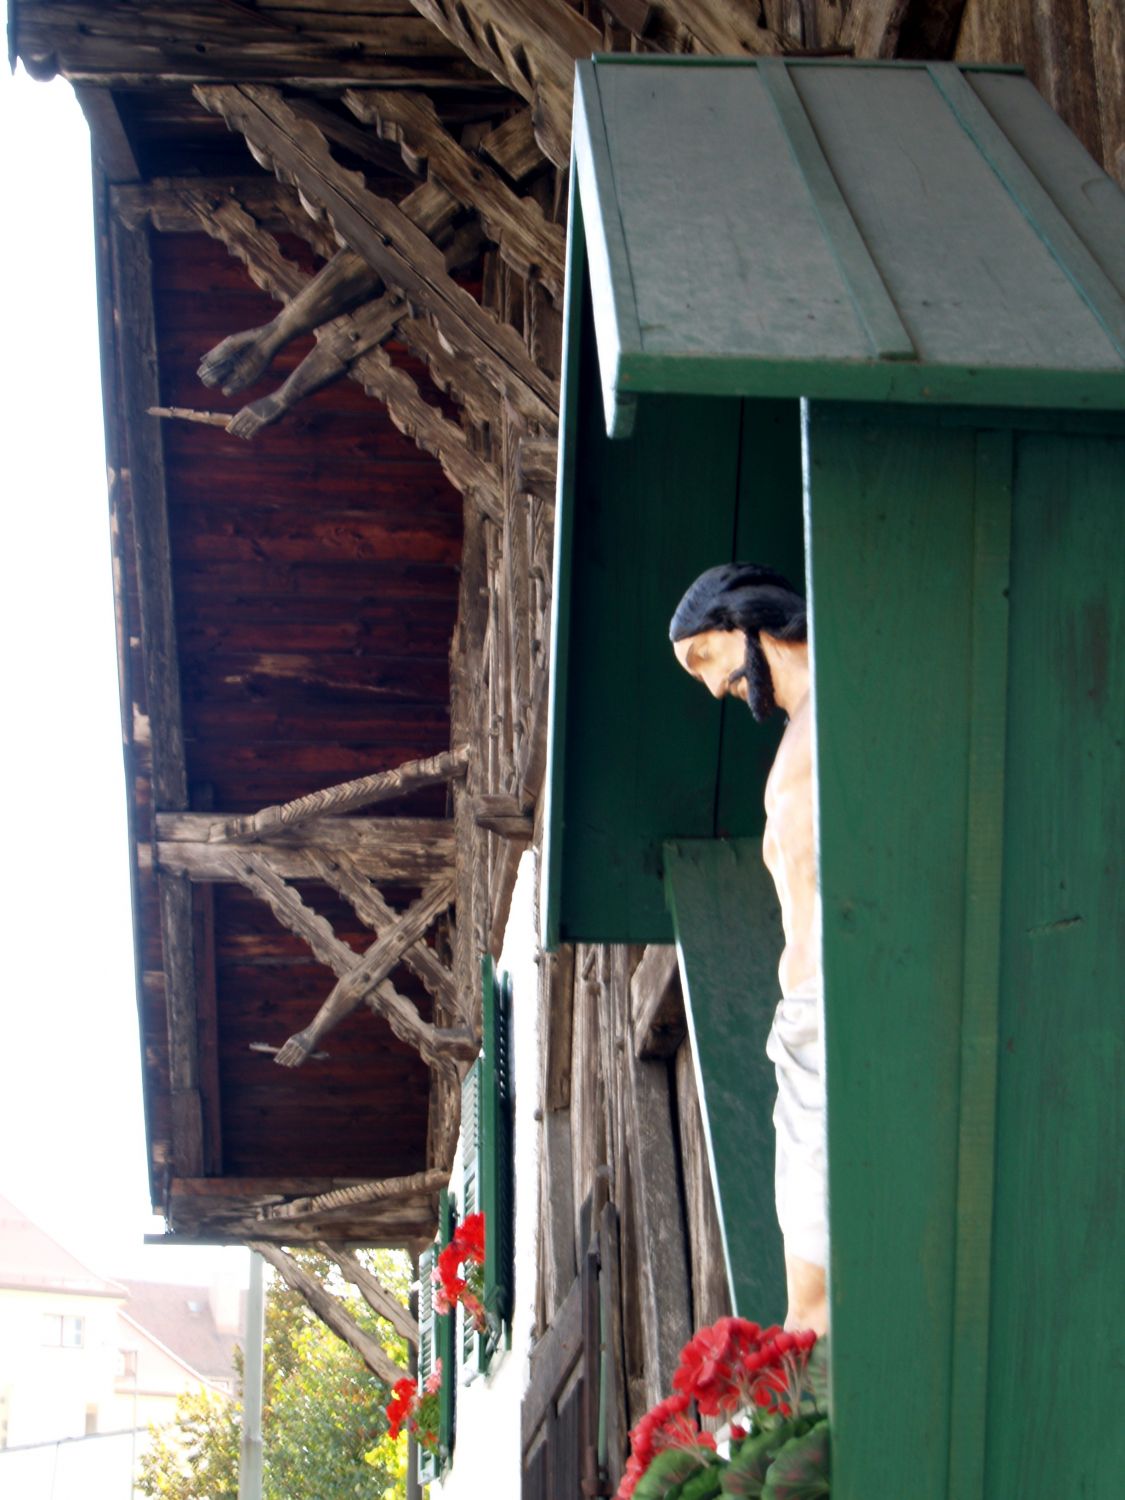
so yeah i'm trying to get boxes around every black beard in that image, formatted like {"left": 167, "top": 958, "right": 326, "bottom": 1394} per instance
{"left": 728, "top": 637, "right": 777, "bottom": 722}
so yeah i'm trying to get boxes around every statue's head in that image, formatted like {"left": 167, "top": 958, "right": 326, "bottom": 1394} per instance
{"left": 669, "top": 562, "right": 806, "bottom": 721}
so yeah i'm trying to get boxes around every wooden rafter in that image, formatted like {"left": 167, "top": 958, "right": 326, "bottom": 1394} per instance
{"left": 154, "top": 813, "right": 454, "bottom": 884}
{"left": 223, "top": 856, "right": 475, "bottom": 1075}
{"left": 269, "top": 1168, "right": 448, "bottom": 1222}
{"left": 406, "top": 0, "right": 599, "bottom": 167}
{"left": 321, "top": 1246, "right": 420, "bottom": 1348}
{"left": 344, "top": 89, "right": 566, "bottom": 296}
{"left": 251, "top": 1243, "right": 409, "bottom": 1387}
{"left": 193, "top": 84, "right": 558, "bottom": 431}
{"left": 307, "top": 850, "right": 463, "bottom": 1023}
{"left": 208, "top": 746, "right": 470, "bottom": 843}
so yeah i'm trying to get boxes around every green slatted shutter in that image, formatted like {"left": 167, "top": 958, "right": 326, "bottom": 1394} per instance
{"left": 437, "top": 1190, "right": 456, "bottom": 1463}
{"left": 417, "top": 1242, "right": 438, "bottom": 1487}
{"left": 481, "top": 955, "right": 514, "bottom": 1363}
{"left": 417, "top": 1193, "right": 456, "bottom": 1484}
{"left": 460, "top": 1057, "right": 484, "bottom": 1377}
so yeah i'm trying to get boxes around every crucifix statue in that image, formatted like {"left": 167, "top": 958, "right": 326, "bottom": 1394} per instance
{"left": 670, "top": 563, "right": 826, "bottom": 1334}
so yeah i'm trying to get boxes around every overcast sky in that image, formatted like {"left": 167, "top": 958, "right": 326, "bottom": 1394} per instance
{"left": 0, "top": 56, "right": 246, "bottom": 1291}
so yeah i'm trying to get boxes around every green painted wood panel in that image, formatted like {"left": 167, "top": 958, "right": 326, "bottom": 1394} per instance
{"left": 664, "top": 838, "right": 786, "bottom": 1324}
{"left": 546, "top": 279, "right": 743, "bottom": 945}
{"left": 985, "top": 430, "right": 1125, "bottom": 1497}
{"left": 807, "top": 407, "right": 980, "bottom": 1500}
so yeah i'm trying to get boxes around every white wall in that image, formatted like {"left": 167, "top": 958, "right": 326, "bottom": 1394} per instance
{"left": 434, "top": 851, "right": 540, "bottom": 1500}
{"left": 0, "top": 1287, "right": 123, "bottom": 1448}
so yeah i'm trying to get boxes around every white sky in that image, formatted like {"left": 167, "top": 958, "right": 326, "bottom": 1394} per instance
{"left": 0, "top": 58, "right": 246, "bottom": 1292}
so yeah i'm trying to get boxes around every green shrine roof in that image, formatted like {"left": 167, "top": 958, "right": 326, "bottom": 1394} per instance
{"left": 573, "top": 58, "right": 1125, "bottom": 436}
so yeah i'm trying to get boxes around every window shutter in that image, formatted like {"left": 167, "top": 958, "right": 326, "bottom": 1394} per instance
{"left": 437, "top": 1190, "right": 456, "bottom": 1461}
{"left": 460, "top": 1057, "right": 484, "bottom": 1376}
{"left": 416, "top": 1242, "right": 438, "bottom": 1487}
{"left": 417, "top": 1191, "right": 456, "bottom": 1484}
{"left": 461, "top": 956, "right": 514, "bottom": 1376}
{"left": 481, "top": 956, "right": 514, "bottom": 1351}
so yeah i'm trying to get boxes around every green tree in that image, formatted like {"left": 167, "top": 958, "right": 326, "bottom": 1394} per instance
{"left": 137, "top": 1250, "right": 413, "bottom": 1500}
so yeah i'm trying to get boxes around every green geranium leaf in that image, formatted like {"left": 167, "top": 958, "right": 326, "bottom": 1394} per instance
{"left": 677, "top": 1460, "right": 725, "bottom": 1500}
{"left": 805, "top": 1340, "right": 829, "bottom": 1410}
{"left": 720, "top": 1423, "right": 795, "bottom": 1498}
{"left": 634, "top": 1447, "right": 716, "bottom": 1500}
{"left": 761, "top": 1419, "right": 830, "bottom": 1500}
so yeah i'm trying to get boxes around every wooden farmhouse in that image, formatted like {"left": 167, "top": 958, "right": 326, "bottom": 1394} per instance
{"left": 12, "top": 3, "right": 1123, "bottom": 1498}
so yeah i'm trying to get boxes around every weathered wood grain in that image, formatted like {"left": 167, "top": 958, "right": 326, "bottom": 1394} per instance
{"left": 630, "top": 943, "right": 684, "bottom": 1059}
{"left": 209, "top": 745, "right": 469, "bottom": 842}
{"left": 322, "top": 1245, "right": 420, "bottom": 1346}
{"left": 194, "top": 84, "right": 558, "bottom": 430}
{"left": 307, "top": 849, "right": 462, "bottom": 1019}
{"left": 344, "top": 89, "right": 566, "bottom": 295}
{"left": 155, "top": 813, "right": 454, "bottom": 883}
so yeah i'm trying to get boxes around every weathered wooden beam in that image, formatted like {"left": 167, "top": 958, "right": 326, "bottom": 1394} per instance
{"left": 154, "top": 813, "right": 454, "bottom": 884}
{"left": 74, "top": 85, "right": 139, "bottom": 182}
{"left": 479, "top": 108, "right": 545, "bottom": 183}
{"left": 406, "top": 0, "right": 597, "bottom": 167}
{"left": 267, "top": 872, "right": 468, "bottom": 1064}
{"left": 194, "top": 84, "right": 558, "bottom": 430}
{"left": 631, "top": 944, "right": 685, "bottom": 1059}
{"left": 345, "top": 89, "right": 566, "bottom": 296}
{"left": 13, "top": 3, "right": 492, "bottom": 86}
{"left": 110, "top": 216, "right": 187, "bottom": 810}
{"left": 193, "top": 882, "right": 223, "bottom": 1177}
{"left": 251, "top": 1242, "right": 409, "bottom": 1387}
{"left": 158, "top": 871, "right": 205, "bottom": 1178}
{"left": 322, "top": 1245, "right": 420, "bottom": 1348}
{"left": 213, "top": 750, "right": 471, "bottom": 846}
{"left": 269, "top": 1168, "right": 449, "bottom": 1222}
{"left": 472, "top": 792, "right": 534, "bottom": 840}
{"left": 514, "top": 437, "right": 557, "bottom": 502}
{"left": 223, "top": 853, "right": 475, "bottom": 1074}
{"left": 114, "top": 178, "right": 308, "bottom": 234}
{"left": 396, "top": 314, "right": 500, "bottom": 432}
{"left": 624, "top": 1014, "right": 693, "bottom": 1407}
{"left": 307, "top": 850, "right": 462, "bottom": 1021}
{"left": 658, "top": 0, "right": 788, "bottom": 55}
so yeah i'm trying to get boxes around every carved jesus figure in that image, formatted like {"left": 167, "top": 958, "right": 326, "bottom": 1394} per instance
{"left": 671, "top": 563, "right": 827, "bottom": 1334}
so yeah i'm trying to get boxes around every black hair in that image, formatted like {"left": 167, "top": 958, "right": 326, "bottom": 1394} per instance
{"left": 669, "top": 562, "right": 807, "bottom": 721}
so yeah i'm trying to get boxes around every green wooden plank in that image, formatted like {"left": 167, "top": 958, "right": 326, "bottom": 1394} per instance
{"left": 969, "top": 72, "right": 1125, "bottom": 305}
{"left": 595, "top": 63, "right": 869, "bottom": 372}
{"left": 947, "top": 430, "right": 1012, "bottom": 1500}
{"left": 790, "top": 66, "right": 1120, "bottom": 379}
{"left": 573, "top": 62, "right": 640, "bottom": 439}
{"left": 758, "top": 60, "right": 915, "bottom": 362}
{"left": 986, "top": 430, "right": 1125, "bottom": 1497}
{"left": 588, "top": 54, "right": 1024, "bottom": 74}
{"left": 807, "top": 406, "right": 979, "bottom": 1500}
{"left": 481, "top": 955, "right": 514, "bottom": 1357}
{"left": 664, "top": 838, "right": 787, "bottom": 1325}
{"left": 615, "top": 351, "right": 1125, "bottom": 410}
{"left": 543, "top": 164, "right": 588, "bottom": 950}
{"left": 548, "top": 298, "right": 744, "bottom": 944}
{"left": 927, "top": 63, "right": 1125, "bottom": 359}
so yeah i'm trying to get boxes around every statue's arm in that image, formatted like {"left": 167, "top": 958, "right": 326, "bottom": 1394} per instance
{"left": 274, "top": 985, "right": 363, "bottom": 1068}
{"left": 198, "top": 249, "right": 379, "bottom": 395}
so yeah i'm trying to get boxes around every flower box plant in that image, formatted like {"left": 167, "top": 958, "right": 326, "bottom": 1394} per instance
{"left": 618, "top": 1319, "right": 829, "bottom": 1499}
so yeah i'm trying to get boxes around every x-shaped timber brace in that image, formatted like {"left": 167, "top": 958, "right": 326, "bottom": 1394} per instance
{"left": 156, "top": 747, "right": 479, "bottom": 1086}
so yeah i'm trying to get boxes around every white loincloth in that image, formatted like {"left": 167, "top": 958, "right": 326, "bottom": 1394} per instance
{"left": 765, "top": 984, "right": 827, "bottom": 1268}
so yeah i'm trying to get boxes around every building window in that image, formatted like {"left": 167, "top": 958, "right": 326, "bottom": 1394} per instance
{"left": 42, "top": 1313, "right": 85, "bottom": 1348}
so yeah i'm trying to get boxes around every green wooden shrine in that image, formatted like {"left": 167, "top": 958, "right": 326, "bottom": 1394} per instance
{"left": 543, "top": 57, "right": 1124, "bottom": 1500}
